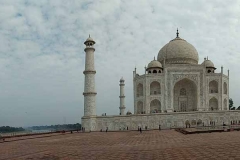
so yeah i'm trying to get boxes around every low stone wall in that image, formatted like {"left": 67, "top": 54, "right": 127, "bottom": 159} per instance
{"left": 81, "top": 110, "right": 240, "bottom": 131}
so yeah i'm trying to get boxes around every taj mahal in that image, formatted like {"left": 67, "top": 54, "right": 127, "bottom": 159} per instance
{"left": 81, "top": 30, "right": 240, "bottom": 131}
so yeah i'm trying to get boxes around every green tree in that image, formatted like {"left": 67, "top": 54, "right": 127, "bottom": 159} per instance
{"left": 0, "top": 126, "right": 25, "bottom": 133}
{"left": 229, "top": 98, "right": 234, "bottom": 110}
{"left": 237, "top": 106, "right": 240, "bottom": 110}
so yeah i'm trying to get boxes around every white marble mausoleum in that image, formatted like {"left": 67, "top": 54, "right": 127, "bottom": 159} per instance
{"left": 81, "top": 31, "right": 240, "bottom": 131}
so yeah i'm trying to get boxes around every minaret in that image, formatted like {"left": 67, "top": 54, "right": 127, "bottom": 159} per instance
{"left": 119, "top": 77, "right": 126, "bottom": 115}
{"left": 83, "top": 35, "right": 97, "bottom": 116}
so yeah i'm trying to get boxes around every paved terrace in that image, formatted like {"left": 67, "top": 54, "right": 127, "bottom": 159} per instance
{"left": 1, "top": 130, "right": 240, "bottom": 160}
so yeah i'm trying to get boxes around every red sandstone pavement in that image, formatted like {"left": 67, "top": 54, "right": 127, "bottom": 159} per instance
{"left": 1, "top": 130, "right": 240, "bottom": 160}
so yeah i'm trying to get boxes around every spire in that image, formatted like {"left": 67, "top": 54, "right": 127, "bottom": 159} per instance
{"left": 154, "top": 56, "right": 155, "bottom": 60}
{"left": 176, "top": 28, "right": 179, "bottom": 38}
{"left": 89, "top": 34, "right": 90, "bottom": 38}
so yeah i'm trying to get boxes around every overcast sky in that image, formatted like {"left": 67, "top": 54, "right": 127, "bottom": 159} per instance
{"left": 0, "top": 0, "right": 240, "bottom": 127}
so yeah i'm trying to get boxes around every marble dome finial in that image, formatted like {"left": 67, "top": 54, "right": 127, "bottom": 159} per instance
{"left": 176, "top": 28, "right": 179, "bottom": 38}
{"left": 84, "top": 34, "right": 95, "bottom": 45}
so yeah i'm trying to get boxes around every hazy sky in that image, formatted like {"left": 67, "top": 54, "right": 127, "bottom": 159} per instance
{"left": 0, "top": 0, "right": 240, "bottom": 127}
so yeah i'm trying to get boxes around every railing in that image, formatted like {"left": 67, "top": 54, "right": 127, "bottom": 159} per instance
{"left": 0, "top": 129, "right": 83, "bottom": 140}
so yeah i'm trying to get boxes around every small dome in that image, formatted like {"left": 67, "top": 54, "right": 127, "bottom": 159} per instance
{"left": 86, "top": 37, "right": 94, "bottom": 41}
{"left": 147, "top": 60, "right": 162, "bottom": 69}
{"left": 202, "top": 60, "right": 215, "bottom": 68}
{"left": 157, "top": 34, "right": 199, "bottom": 65}
{"left": 120, "top": 77, "right": 125, "bottom": 82}
{"left": 126, "top": 111, "right": 132, "bottom": 115}
{"left": 84, "top": 35, "right": 95, "bottom": 45}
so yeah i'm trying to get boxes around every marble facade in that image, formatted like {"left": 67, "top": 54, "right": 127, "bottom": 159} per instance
{"left": 82, "top": 111, "right": 240, "bottom": 131}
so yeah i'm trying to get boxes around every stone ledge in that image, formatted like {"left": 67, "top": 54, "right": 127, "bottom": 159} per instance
{"left": 81, "top": 115, "right": 97, "bottom": 119}
{"left": 83, "top": 92, "right": 97, "bottom": 96}
{"left": 83, "top": 70, "right": 96, "bottom": 74}
{"left": 88, "top": 110, "right": 239, "bottom": 118}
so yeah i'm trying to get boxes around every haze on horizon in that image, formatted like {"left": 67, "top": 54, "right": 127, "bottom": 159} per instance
{"left": 0, "top": 0, "right": 240, "bottom": 127}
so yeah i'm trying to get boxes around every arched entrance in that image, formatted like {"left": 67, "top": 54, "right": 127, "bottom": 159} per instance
{"left": 137, "top": 83, "right": 143, "bottom": 97}
{"left": 223, "top": 82, "right": 227, "bottom": 94}
{"left": 137, "top": 101, "right": 143, "bottom": 114}
{"left": 150, "top": 81, "right": 161, "bottom": 95}
{"left": 209, "top": 97, "right": 218, "bottom": 110}
{"left": 150, "top": 99, "right": 161, "bottom": 113}
{"left": 197, "top": 119, "right": 202, "bottom": 126}
{"left": 209, "top": 80, "right": 218, "bottom": 93}
{"left": 224, "top": 98, "right": 227, "bottom": 110}
{"left": 185, "top": 120, "right": 190, "bottom": 127}
{"left": 191, "top": 120, "right": 197, "bottom": 126}
{"left": 173, "top": 78, "right": 197, "bottom": 112}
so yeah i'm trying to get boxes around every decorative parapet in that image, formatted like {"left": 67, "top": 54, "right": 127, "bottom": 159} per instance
{"left": 134, "top": 74, "right": 146, "bottom": 80}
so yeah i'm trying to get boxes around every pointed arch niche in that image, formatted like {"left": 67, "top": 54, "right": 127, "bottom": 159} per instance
{"left": 173, "top": 78, "right": 197, "bottom": 112}
{"left": 150, "top": 99, "right": 161, "bottom": 113}
{"left": 137, "top": 101, "right": 143, "bottom": 114}
{"left": 209, "top": 80, "right": 218, "bottom": 93}
{"left": 209, "top": 97, "right": 218, "bottom": 110}
{"left": 150, "top": 81, "right": 161, "bottom": 95}
{"left": 224, "top": 98, "right": 228, "bottom": 110}
{"left": 223, "top": 82, "right": 227, "bottom": 94}
{"left": 137, "top": 83, "right": 143, "bottom": 97}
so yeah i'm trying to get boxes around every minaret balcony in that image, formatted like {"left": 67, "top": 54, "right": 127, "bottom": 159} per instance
{"left": 83, "top": 92, "right": 97, "bottom": 96}
{"left": 119, "top": 106, "right": 126, "bottom": 109}
{"left": 83, "top": 70, "right": 96, "bottom": 74}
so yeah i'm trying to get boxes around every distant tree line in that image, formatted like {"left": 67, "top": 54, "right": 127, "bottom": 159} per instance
{"left": 0, "top": 126, "right": 25, "bottom": 133}
{"left": 229, "top": 98, "right": 240, "bottom": 110}
{"left": 29, "top": 123, "right": 81, "bottom": 131}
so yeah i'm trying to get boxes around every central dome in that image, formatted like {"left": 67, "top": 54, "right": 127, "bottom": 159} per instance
{"left": 157, "top": 33, "right": 199, "bottom": 65}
